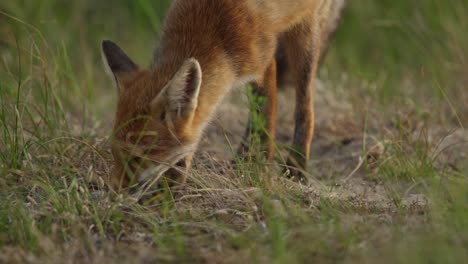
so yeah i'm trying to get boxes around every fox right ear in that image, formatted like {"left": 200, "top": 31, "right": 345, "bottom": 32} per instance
{"left": 101, "top": 40, "right": 138, "bottom": 90}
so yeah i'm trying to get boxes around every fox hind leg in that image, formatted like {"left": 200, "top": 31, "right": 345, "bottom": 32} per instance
{"left": 282, "top": 17, "right": 324, "bottom": 182}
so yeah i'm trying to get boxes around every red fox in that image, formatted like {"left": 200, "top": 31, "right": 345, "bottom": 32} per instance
{"left": 102, "top": 0, "right": 346, "bottom": 189}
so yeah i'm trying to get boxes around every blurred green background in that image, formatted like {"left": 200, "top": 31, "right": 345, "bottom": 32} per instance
{"left": 1, "top": 0, "right": 467, "bottom": 119}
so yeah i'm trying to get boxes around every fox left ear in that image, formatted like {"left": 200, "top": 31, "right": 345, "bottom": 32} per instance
{"left": 164, "top": 58, "right": 202, "bottom": 118}
{"left": 101, "top": 40, "right": 138, "bottom": 92}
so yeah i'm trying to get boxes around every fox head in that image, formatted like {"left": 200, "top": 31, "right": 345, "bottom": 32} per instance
{"left": 102, "top": 40, "right": 202, "bottom": 189}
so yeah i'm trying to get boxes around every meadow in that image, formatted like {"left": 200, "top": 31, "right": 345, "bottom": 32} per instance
{"left": 0, "top": 0, "right": 467, "bottom": 263}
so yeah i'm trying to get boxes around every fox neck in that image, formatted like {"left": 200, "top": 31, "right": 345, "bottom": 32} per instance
{"left": 191, "top": 58, "right": 236, "bottom": 140}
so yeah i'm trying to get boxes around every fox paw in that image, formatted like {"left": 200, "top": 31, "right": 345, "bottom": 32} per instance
{"left": 284, "top": 160, "right": 309, "bottom": 184}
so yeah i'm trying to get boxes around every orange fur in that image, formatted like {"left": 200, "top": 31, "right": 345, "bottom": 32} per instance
{"left": 102, "top": 0, "right": 345, "bottom": 189}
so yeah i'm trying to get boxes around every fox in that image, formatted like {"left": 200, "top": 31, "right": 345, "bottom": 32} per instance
{"left": 102, "top": 0, "right": 346, "bottom": 189}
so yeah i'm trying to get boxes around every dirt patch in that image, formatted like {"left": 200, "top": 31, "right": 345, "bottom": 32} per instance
{"left": 195, "top": 80, "right": 445, "bottom": 215}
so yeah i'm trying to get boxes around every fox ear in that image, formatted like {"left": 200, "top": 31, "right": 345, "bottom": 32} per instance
{"left": 101, "top": 40, "right": 138, "bottom": 90}
{"left": 164, "top": 59, "right": 202, "bottom": 118}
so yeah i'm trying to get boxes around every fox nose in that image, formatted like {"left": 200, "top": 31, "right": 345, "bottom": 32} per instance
{"left": 137, "top": 159, "right": 188, "bottom": 189}
{"left": 175, "top": 160, "right": 186, "bottom": 167}
{"left": 163, "top": 167, "right": 188, "bottom": 186}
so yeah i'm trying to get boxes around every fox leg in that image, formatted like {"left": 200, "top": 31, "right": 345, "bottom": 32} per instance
{"left": 239, "top": 59, "right": 278, "bottom": 161}
{"left": 283, "top": 18, "right": 324, "bottom": 181}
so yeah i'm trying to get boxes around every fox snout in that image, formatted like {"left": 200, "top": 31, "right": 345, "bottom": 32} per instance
{"left": 111, "top": 152, "right": 190, "bottom": 190}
